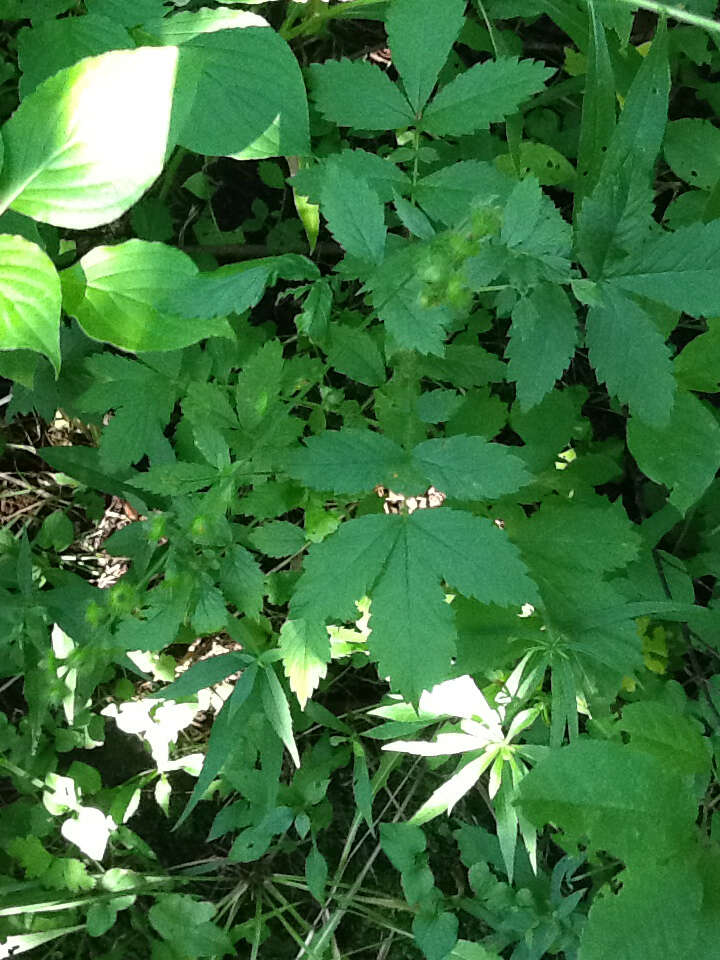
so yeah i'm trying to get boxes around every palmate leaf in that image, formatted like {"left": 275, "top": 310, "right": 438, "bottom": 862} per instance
{"left": 288, "top": 510, "right": 538, "bottom": 702}
{"left": 422, "top": 57, "right": 554, "bottom": 137}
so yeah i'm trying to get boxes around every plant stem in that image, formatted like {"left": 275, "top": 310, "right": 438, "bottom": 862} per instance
{"left": 157, "top": 146, "right": 188, "bottom": 205}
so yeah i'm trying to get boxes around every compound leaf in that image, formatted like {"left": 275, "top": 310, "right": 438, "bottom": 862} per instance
{"left": 279, "top": 619, "right": 331, "bottom": 710}
{"left": 606, "top": 219, "right": 720, "bottom": 317}
{"left": 507, "top": 283, "right": 578, "bottom": 410}
{"left": 308, "top": 58, "right": 414, "bottom": 129}
{"left": 586, "top": 285, "right": 674, "bottom": 426}
{"left": 411, "top": 436, "right": 531, "bottom": 499}
{"left": 422, "top": 57, "right": 554, "bottom": 137}
{"left": 327, "top": 324, "right": 386, "bottom": 387}
{"left": 386, "top": 0, "right": 466, "bottom": 113}
{"left": 320, "top": 166, "right": 386, "bottom": 264}
{"left": 370, "top": 245, "right": 453, "bottom": 355}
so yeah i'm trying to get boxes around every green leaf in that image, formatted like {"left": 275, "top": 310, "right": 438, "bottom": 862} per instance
{"left": 414, "top": 161, "right": 513, "bottom": 226}
{"left": 37, "top": 510, "right": 73, "bottom": 552}
{"left": 62, "top": 240, "right": 233, "bottom": 352}
{"left": 149, "top": 894, "right": 234, "bottom": 957}
{"left": 369, "top": 510, "right": 538, "bottom": 700}
{"left": 293, "top": 150, "right": 409, "bottom": 205}
{"left": 413, "top": 909, "right": 459, "bottom": 960}
{"left": 411, "top": 436, "right": 531, "bottom": 499}
{"left": 249, "top": 520, "right": 306, "bottom": 558}
{"left": 17, "top": 15, "right": 133, "bottom": 98}
{"left": 627, "top": 391, "right": 720, "bottom": 514}
{"left": 510, "top": 497, "right": 641, "bottom": 581}
{"left": 308, "top": 58, "right": 414, "bottom": 129}
{"left": 174, "top": 27, "right": 309, "bottom": 158}
{"left": 0, "top": 234, "right": 61, "bottom": 373}
{"left": 674, "top": 318, "right": 720, "bottom": 392}
{"left": 162, "top": 265, "right": 270, "bottom": 320}
{"left": 79, "top": 354, "right": 176, "bottom": 471}
{"left": 291, "top": 514, "right": 399, "bottom": 623}
{"left": 574, "top": 23, "right": 668, "bottom": 277}
{"left": 305, "top": 843, "right": 328, "bottom": 903}
{"left": 176, "top": 668, "right": 258, "bottom": 828}
{"left": 142, "top": 6, "right": 267, "bottom": 42}
{"left": 664, "top": 118, "right": 720, "bottom": 191}
{"left": 327, "top": 324, "right": 386, "bottom": 387}
{"left": 393, "top": 193, "right": 436, "bottom": 240}
{"left": 191, "top": 582, "right": 228, "bottom": 635}
{"left": 86, "top": 902, "right": 118, "bottom": 938}
{"left": 86, "top": 0, "right": 166, "bottom": 27}
{"left": 385, "top": 0, "right": 467, "bottom": 113}
{"left": 422, "top": 57, "right": 554, "bottom": 137}
{"left": 410, "top": 509, "right": 539, "bottom": 608}
{"left": 235, "top": 339, "right": 285, "bottom": 430}
{"left": 158, "top": 653, "right": 250, "bottom": 702}
{"left": 606, "top": 219, "right": 720, "bottom": 317}
{"left": 574, "top": 2, "right": 615, "bottom": 213}
{"left": 287, "top": 429, "right": 407, "bottom": 495}
{"left": 128, "top": 461, "right": 221, "bottom": 496}
{"left": 417, "top": 389, "right": 463, "bottom": 423}
{"left": 516, "top": 739, "right": 696, "bottom": 864}
{"left": 506, "top": 283, "right": 578, "bottom": 410}
{"left": 370, "top": 531, "right": 458, "bottom": 700}
{"left": 586, "top": 285, "right": 674, "bottom": 426}
{"left": 420, "top": 343, "right": 506, "bottom": 388}
{"left": 260, "top": 665, "right": 300, "bottom": 768}
{"left": 579, "top": 861, "right": 702, "bottom": 960}
{"left": 220, "top": 545, "right": 264, "bottom": 619}
{"left": 601, "top": 24, "right": 669, "bottom": 185}
{"left": 320, "top": 166, "right": 387, "bottom": 264}
{"left": 618, "top": 701, "right": 710, "bottom": 777}
{"left": 279, "top": 619, "right": 330, "bottom": 710}
{"left": 370, "top": 245, "right": 453, "bottom": 355}
{"left": 380, "top": 822, "right": 426, "bottom": 875}
{"left": 0, "top": 47, "right": 177, "bottom": 229}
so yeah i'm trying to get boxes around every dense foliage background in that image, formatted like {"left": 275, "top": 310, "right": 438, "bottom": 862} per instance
{"left": 1, "top": 0, "right": 720, "bottom": 957}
